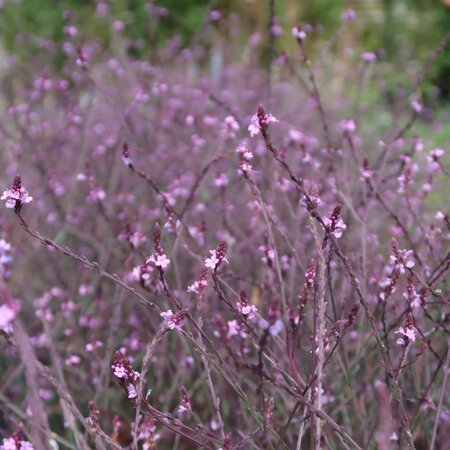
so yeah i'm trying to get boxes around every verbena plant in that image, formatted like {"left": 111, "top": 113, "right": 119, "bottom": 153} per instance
{"left": 0, "top": 5, "right": 448, "bottom": 450}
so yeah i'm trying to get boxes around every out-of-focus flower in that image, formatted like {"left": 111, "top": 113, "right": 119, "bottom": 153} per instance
{"left": 361, "top": 52, "right": 376, "bottom": 62}
{"left": 292, "top": 27, "right": 306, "bottom": 41}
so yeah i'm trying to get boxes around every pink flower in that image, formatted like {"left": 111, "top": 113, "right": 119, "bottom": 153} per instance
{"left": 395, "top": 326, "right": 416, "bottom": 345}
{"left": 147, "top": 253, "right": 170, "bottom": 269}
{"left": 1, "top": 176, "right": 33, "bottom": 209}
{"left": 361, "top": 52, "right": 376, "bottom": 62}
{"left": 205, "top": 250, "right": 220, "bottom": 269}
{"left": 0, "top": 303, "right": 18, "bottom": 333}
{"left": 292, "top": 27, "right": 306, "bottom": 41}
{"left": 160, "top": 309, "right": 185, "bottom": 331}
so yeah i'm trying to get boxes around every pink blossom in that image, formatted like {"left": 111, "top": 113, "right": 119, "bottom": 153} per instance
{"left": 147, "top": 253, "right": 170, "bottom": 269}
{"left": 395, "top": 326, "right": 416, "bottom": 345}
{"left": 160, "top": 309, "right": 185, "bottom": 331}
{"left": 1, "top": 179, "right": 33, "bottom": 209}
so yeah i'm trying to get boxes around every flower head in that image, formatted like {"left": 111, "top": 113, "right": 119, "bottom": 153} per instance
{"left": 160, "top": 309, "right": 185, "bottom": 331}
{"left": 1, "top": 175, "right": 33, "bottom": 210}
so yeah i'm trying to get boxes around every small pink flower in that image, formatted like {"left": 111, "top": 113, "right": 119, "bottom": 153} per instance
{"left": 1, "top": 176, "right": 33, "bottom": 210}
{"left": 292, "top": 27, "right": 306, "bottom": 41}
{"left": 160, "top": 309, "right": 185, "bottom": 331}
{"left": 147, "top": 253, "right": 170, "bottom": 269}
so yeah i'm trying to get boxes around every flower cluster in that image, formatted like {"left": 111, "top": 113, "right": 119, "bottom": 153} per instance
{"left": 236, "top": 142, "right": 254, "bottom": 174}
{"left": 395, "top": 314, "right": 416, "bottom": 347}
{"left": 1, "top": 175, "right": 33, "bottom": 210}
{"left": 248, "top": 106, "right": 278, "bottom": 137}
{"left": 111, "top": 350, "right": 140, "bottom": 399}
{"left": 160, "top": 309, "right": 186, "bottom": 332}
{"left": 236, "top": 290, "right": 258, "bottom": 320}
{"left": 146, "top": 223, "right": 170, "bottom": 270}
{"left": 204, "top": 241, "right": 228, "bottom": 271}
{"left": 323, "top": 205, "right": 347, "bottom": 239}
{"left": 0, "top": 428, "right": 34, "bottom": 450}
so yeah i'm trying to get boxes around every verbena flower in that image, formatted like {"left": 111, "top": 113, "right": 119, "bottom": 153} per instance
{"left": 160, "top": 309, "right": 185, "bottom": 331}
{"left": 1, "top": 176, "right": 33, "bottom": 210}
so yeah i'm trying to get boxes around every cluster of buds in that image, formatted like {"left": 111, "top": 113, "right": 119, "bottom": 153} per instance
{"left": 379, "top": 264, "right": 401, "bottom": 302}
{"left": 146, "top": 223, "right": 170, "bottom": 270}
{"left": 236, "top": 290, "right": 258, "bottom": 320}
{"left": 404, "top": 275, "right": 421, "bottom": 309}
{"left": 390, "top": 238, "right": 415, "bottom": 272}
{"left": 395, "top": 313, "right": 416, "bottom": 347}
{"left": 187, "top": 268, "right": 208, "bottom": 296}
{"left": 236, "top": 142, "right": 253, "bottom": 174}
{"left": 259, "top": 237, "right": 275, "bottom": 267}
{"left": 204, "top": 241, "right": 228, "bottom": 272}
{"left": 0, "top": 427, "right": 34, "bottom": 450}
{"left": 323, "top": 205, "right": 347, "bottom": 239}
{"left": 76, "top": 46, "right": 87, "bottom": 69}
{"left": 291, "top": 259, "right": 316, "bottom": 329}
{"left": 248, "top": 105, "right": 278, "bottom": 138}
{"left": 138, "top": 418, "right": 160, "bottom": 449}
{"left": 86, "top": 401, "right": 100, "bottom": 429}
{"left": 427, "top": 148, "right": 444, "bottom": 171}
{"left": 122, "top": 142, "right": 133, "bottom": 167}
{"left": 360, "top": 159, "right": 373, "bottom": 181}
{"left": 160, "top": 309, "right": 186, "bottom": 332}
{"left": 111, "top": 350, "right": 140, "bottom": 400}
{"left": 1, "top": 175, "right": 33, "bottom": 211}
{"left": 177, "top": 386, "right": 193, "bottom": 416}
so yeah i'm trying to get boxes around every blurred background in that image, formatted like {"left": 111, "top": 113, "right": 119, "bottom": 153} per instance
{"left": 1, "top": 0, "right": 450, "bottom": 100}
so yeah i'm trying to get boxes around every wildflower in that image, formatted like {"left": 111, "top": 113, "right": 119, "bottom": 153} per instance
{"left": 361, "top": 52, "right": 376, "bottom": 62}
{"left": 236, "top": 290, "right": 258, "bottom": 320}
{"left": 411, "top": 99, "right": 422, "bottom": 113}
{"left": 395, "top": 325, "right": 416, "bottom": 346}
{"left": 204, "top": 242, "right": 228, "bottom": 271}
{"left": 111, "top": 351, "right": 140, "bottom": 399}
{"left": 147, "top": 253, "right": 170, "bottom": 269}
{"left": 178, "top": 386, "right": 192, "bottom": 416}
{"left": 360, "top": 159, "right": 373, "bottom": 180}
{"left": 292, "top": 27, "right": 306, "bottom": 41}
{"left": 1, "top": 427, "right": 34, "bottom": 450}
{"left": 187, "top": 269, "right": 208, "bottom": 295}
{"left": 339, "top": 118, "right": 356, "bottom": 135}
{"left": 391, "top": 239, "right": 415, "bottom": 271}
{"left": 0, "top": 303, "right": 18, "bottom": 333}
{"left": 249, "top": 108, "right": 278, "bottom": 137}
{"left": 1, "top": 175, "right": 33, "bottom": 210}
{"left": 427, "top": 148, "right": 444, "bottom": 171}
{"left": 342, "top": 9, "right": 356, "bottom": 21}
{"left": 122, "top": 143, "right": 133, "bottom": 167}
{"left": 259, "top": 318, "right": 285, "bottom": 336}
{"left": 160, "top": 309, "right": 185, "bottom": 331}
{"left": 224, "top": 115, "right": 240, "bottom": 134}
{"left": 214, "top": 173, "right": 229, "bottom": 187}
{"left": 323, "top": 206, "right": 347, "bottom": 239}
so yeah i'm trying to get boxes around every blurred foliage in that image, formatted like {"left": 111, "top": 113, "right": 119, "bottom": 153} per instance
{"left": 0, "top": 0, "right": 450, "bottom": 98}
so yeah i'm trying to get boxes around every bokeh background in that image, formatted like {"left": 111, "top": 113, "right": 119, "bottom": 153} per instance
{"left": 1, "top": 0, "right": 450, "bottom": 96}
